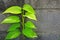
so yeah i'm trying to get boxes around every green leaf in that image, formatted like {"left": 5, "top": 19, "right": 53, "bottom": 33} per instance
{"left": 8, "top": 23, "right": 20, "bottom": 32}
{"left": 3, "top": 6, "right": 21, "bottom": 14}
{"left": 5, "top": 30, "right": 21, "bottom": 39}
{"left": 23, "top": 28, "right": 37, "bottom": 38}
{"left": 1, "top": 16, "right": 20, "bottom": 24}
{"left": 23, "top": 4, "right": 35, "bottom": 14}
{"left": 24, "top": 12, "right": 37, "bottom": 20}
{"left": 25, "top": 21, "right": 36, "bottom": 29}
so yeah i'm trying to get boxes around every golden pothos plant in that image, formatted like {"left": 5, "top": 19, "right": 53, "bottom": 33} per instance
{"left": 1, "top": 4, "right": 37, "bottom": 40}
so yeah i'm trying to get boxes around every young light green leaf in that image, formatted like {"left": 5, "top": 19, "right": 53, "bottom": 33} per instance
{"left": 8, "top": 23, "right": 20, "bottom": 32}
{"left": 25, "top": 21, "right": 36, "bottom": 29}
{"left": 23, "top": 4, "right": 35, "bottom": 14}
{"left": 1, "top": 16, "right": 20, "bottom": 24}
{"left": 5, "top": 30, "right": 21, "bottom": 39}
{"left": 23, "top": 28, "right": 37, "bottom": 38}
{"left": 3, "top": 6, "right": 21, "bottom": 14}
{"left": 24, "top": 12, "right": 37, "bottom": 20}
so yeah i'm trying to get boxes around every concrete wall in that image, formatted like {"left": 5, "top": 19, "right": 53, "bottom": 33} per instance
{"left": 25, "top": 0, "right": 60, "bottom": 40}
{"left": 0, "top": 0, "right": 60, "bottom": 40}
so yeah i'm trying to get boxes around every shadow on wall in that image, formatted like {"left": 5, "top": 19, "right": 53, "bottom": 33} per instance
{"left": 0, "top": 0, "right": 24, "bottom": 11}
{"left": 0, "top": 0, "right": 5, "bottom": 11}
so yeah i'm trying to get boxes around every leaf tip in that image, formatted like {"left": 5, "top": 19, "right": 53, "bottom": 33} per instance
{"left": 2, "top": 11, "right": 6, "bottom": 14}
{"left": 34, "top": 27, "right": 36, "bottom": 29}
{"left": 33, "top": 36, "right": 38, "bottom": 38}
{"left": 34, "top": 18, "right": 37, "bottom": 21}
{"left": 1, "top": 22, "right": 3, "bottom": 24}
{"left": 2, "top": 13, "right": 4, "bottom": 14}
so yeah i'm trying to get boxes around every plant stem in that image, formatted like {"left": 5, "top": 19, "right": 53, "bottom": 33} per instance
{"left": 22, "top": 11, "right": 24, "bottom": 30}
{"left": 21, "top": 9, "right": 25, "bottom": 40}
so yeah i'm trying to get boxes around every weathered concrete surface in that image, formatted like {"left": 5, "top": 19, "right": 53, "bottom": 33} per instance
{"left": 0, "top": 32, "right": 6, "bottom": 40}
{"left": 36, "top": 10, "right": 60, "bottom": 34}
{"left": 31, "top": 9, "right": 60, "bottom": 40}
{"left": 25, "top": 0, "right": 60, "bottom": 8}
{"left": 25, "top": 0, "right": 60, "bottom": 40}
{"left": 0, "top": 0, "right": 60, "bottom": 40}
{"left": 0, "top": 0, "right": 5, "bottom": 11}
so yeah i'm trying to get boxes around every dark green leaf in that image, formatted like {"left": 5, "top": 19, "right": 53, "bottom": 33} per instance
{"left": 6, "top": 30, "right": 21, "bottom": 39}
{"left": 8, "top": 23, "right": 20, "bottom": 32}
{"left": 25, "top": 21, "right": 36, "bottom": 29}
{"left": 23, "top": 28, "right": 37, "bottom": 38}
{"left": 3, "top": 6, "right": 21, "bottom": 14}
{"left": 23, "top": 4, "right": 35, "bottom": 14}
{"left": 24, "top": 12, "right": 37, "bottom": 20}
{"left": 1, "top": 16, "right": 20, "bottom": 24}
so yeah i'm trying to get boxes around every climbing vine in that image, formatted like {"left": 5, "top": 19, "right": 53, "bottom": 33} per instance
{"left": 1, "top": 4, "right": 37, "bottom": 40}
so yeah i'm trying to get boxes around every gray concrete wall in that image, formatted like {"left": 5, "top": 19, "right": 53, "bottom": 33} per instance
{"left": 0, "top": 0, "right": 60, "bottom": 40}
{"left": 25, "top": 0, "right": 60, "bottom": 40}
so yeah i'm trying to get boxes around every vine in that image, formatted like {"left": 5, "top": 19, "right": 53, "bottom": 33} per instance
{"left": 1, "top": 4, "right": 37, "bottom": 40}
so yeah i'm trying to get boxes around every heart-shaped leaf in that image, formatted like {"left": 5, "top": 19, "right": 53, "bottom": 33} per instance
{"left": 1, "top": 16, "right": 20, "bottom": 24}
{"left": 24, "top": 12, "right": 37, "bottom": 20}
{"left": 23, "top": 4, "right": 35, "bottom": 14}
{"left": 8, "top": 23, "right": 20, "bottom": 32}
{"left": 3, "top": 6, "right": 21, "bottom": 14}
{"left": 25, "top": 21, "right": 36, "bottom": 29}
{"left": 5, "top": 30, "right": 21, "bottom": 39}
{"left": 23, "top": 28, "right": 37, "bottom": 38}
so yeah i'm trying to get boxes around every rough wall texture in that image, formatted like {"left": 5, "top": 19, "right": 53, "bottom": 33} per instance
{"left": 25, "top": 0, "right": 60, "bottom": 40}
{"left": 0, "top": 0, "right": 60, "bottom": 40}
